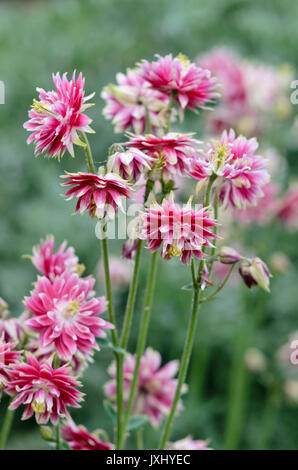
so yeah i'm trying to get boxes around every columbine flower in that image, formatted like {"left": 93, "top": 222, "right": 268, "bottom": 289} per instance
{"left": 239, "top": 257, "right": 272, "bottom": 292}
{"left": 140, "top": 54, "right": 218, "bottom": 116}
{"left": 24, "top": 72, "right": 94, "bottom": 159}
{"left": 24, "top": 272, "right": 112, "bottom": 360}
{"left": 125, "top": 133, "right": 201, "bottom": 178}
{"left": 61, "top": 171, "right": 130, "bottom": 219}
{"left": 29, "top": 235, "right": 83, "bottom": 281}
{"left": 107, "top": 148, "right": 153, "bottom": 182}
{"left": 97, "top": 256, "right": 132, "bottom": 290}
{"left": 137, "top": 194, "right": 217, "bottom": 264}
{"left": 104, "top": 347, "right": 186, "bottom": 427}
{"left": 189, "top": 129, "right": 270, "bottom": 209}
{"left": 0, "top": 339, "right": 22, "bottom": 398}
{"left": 101, "top": 68, "right": 169, "bottom": 133}
{"left": 168, "top": 436, "right": 212, "bottom": 450}
{"left": 0, "top": 298, "right": 25, "bottom": 343}
{"left": 276, "top": 183, "right": 298, "bottom": 230}
{"left": 6, "top": 355, "right": 83, "bottom": 424}
{"left": 61, "top": 420, "right": 114, "bottom": 450}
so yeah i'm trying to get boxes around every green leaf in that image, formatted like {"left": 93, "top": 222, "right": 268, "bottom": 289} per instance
{"left": 103, "top": 400, "right": 116, "bottom": 425}
{"left": 181, "top": 283, "right": 193, "bottom": 291}
{"left": 127, "top": 415, "right": 149, "bottom": 432}
{"left": 96, "top": 335, "right": 126, "bottom": 355}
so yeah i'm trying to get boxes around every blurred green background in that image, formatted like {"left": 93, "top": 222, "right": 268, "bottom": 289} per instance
{"left": 0, "top": 0, "right": 298, "bottom": 450}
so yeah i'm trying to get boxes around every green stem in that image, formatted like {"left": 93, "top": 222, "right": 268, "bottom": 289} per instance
{"left": 55, "top": 423, "right": 61, "bottom": 450}
{"left": 165, "top": 92, "right": 175, "bottom": 133}
{"left": 101, "top": 228, "right": 124, "bottom": 449}
{"left": 120, "top": 240, "right": 143, "bottom": 349}
{"left": 0, "top": 406, "right": 14, "bottom": 450}
{"left": 79, "top": 131, "right": 95, "bottom": 173}
{"left": 159, "top": 285, "right": 201, "bottom": 449}
{"left": 256, "top": 380, "right": 281, "bottom": 449}
{"left": 120, "top": 251, "right": 159, "bottom": 448}
{"left": 136, "top": 428, "right": 144, "bottom": 450}
{"left": 200, "top": 264, "right": 235, "bottom": 303}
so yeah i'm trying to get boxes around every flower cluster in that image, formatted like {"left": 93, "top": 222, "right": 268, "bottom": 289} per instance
{"left": 104, "top": 347, "right": 186, "bottom": 427}
{"left": 198, "top": 47, "right": 292, "bottom": 136}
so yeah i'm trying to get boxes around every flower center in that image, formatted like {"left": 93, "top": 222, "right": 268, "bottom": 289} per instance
{"left": 32, "top": 99, "right": 57, "bottom": 117}
{"left": 65, "top": 300, "right": 80, "bottom": 318}
{"left": 166, "top": 243, "right": 182, "bottom": 258}
{"left": 31, "top": 399, "right": 46, "bottom": 414}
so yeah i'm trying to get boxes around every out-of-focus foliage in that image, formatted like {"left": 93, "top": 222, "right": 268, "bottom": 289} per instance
{"left": 0, "top": 0, "right": 298, "bottom": 450}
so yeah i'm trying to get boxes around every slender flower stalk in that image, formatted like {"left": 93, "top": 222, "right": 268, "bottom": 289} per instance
{"left": 55, "top": 424, "right": 61, "bottom": 450}
{"left": 120, "top": 250, "right": 159, "bottom": 448}
{"left": 0, "top": 406, "right": 14, "bottom": 450}
{"left": 81, "top": 132, "right": 123, "bottom": 449}
{"left": 120, "top": 240, "right": 143, "bottom": 349}
{"left": 159, "top": 283, "right": 202, "bottom": 449}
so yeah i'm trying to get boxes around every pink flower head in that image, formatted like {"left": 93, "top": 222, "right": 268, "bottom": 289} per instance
{"left": 140, "top": 54, "right": 218, "bottom": 116}
{"left": 61, "top": 420, "right": 114, "bottom": 450}
{"left": 61, "top": 171, "right": 131, "bottom": 219}
{"left": 6, "top": 354, "right": 83, "bottom": 424}
{"left": 30, "top": 235, "right": 83, "bottom": 281}
{"left": 276, "top": 183, "right": 298, "bottom": 230}
{"left": 24, "top": 72, "right": 94, "bottom": 159}
{"left": 168, "top": 436, "right": 212, "bottom": 450}
{"left": 122, "top": 239, "right": 139, "bottom": 261}
{"left": 104, "top": 347, "right": 186, "bottom": 427}
{"left": 189, "top": 129, "right": 270, "bottom": 209}
{"left": 0, "top": 298, "right": 25, "bottom": 343}
{"left": 137, "top": 194, "right": 217, "bottom": 264}
{"left": 0, "top": 339, "right": 22, "bottom": 397}
{"left": 107, "top": 148, "right": 153, "bottom": 182}
{"left": 101, "top": 68, "right": 169, "bottom": 134}
{"left": 24, "top": 272, "right": 112, "bottom": 360}
{"left": 125, "top": 132, "right": 201, "bottom": 178}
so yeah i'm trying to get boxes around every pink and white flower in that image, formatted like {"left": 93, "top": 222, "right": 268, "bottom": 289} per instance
{"left": 101, "top": 68, "right": 169, "bottom": 133}
{"left": 189, "top": 129, "right": 270, "bottom": 209}
{"left": 24, "top": 72, "right": 94, "bottom": 159}
{"left": 125, "top": 133, "right": 201, "bottom": 178}
{"left": 137, "top": 194, "right": 217, "bottom": 264}
{"left": 61, "top": 420, "right": 114, "bottom": 450}
{"left": 168, "top": 436, "right": 212, "bottom": 450}
{"left": 104, "top": 347, "right": 186, "bottom": 427}
{"left": 61, "top": 171, "right": 131, "bottom": 219}
{"left": 0, "top": 339, "right": 22, "bottom": 398}
{"left": 30, "top": 235, "right": 82, "bottom": 281}
{"left": 236, "top": 183, "right": 279, "bottom": 225}
{"left": 24, "top": 272, "right": 112, "bottom": 360}
{"left": 6, "top": 354, "right": 83, "bottom": 424}
{"left": 107, "top": 148, "right": 153, "bottom": 182}
{"left": 140, "top": 54, "right": 218, "bottom": 115}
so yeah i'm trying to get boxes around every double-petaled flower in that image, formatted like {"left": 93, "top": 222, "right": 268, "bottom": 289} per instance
{"left": 24, "top": 272, "right": 112, "bottom": 360}
{"left": 189, "top": 129, "right": 270, "bottom": 209}
{"left": 24, "top": 72, "right": 94, "bottom": 159}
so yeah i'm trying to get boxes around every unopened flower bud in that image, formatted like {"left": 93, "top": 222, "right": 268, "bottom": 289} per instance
{"left": 219, "top": 246, "right": 241, "bottom": 265}
{"left": 40, "top": 426, "right": 53, "bottom": 441}
{"left": 239, "top": 257, "right": 272, "bottom": 292}
{"left": 284, "top": 380, "right": 298, "bottom": 404}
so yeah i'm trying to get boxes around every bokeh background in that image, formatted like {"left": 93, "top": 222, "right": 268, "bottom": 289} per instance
{"left": 1, "top": 0, "right": 298, "bottom": 450}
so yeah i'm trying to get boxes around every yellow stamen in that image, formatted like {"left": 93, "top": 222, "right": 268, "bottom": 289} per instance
{"left": 166, "top": 244, "right": 182, "bottom": 258}
{"left": 176, "top": 53, "right": 191, "bottom": 68}
{"left": 32, "top": 99, "right": 56, "bottom": 117}
{"left": 32, "top": 400, "right": 46, "bottom": 414}
{"left": 66, "top": 300, "right": 79, "bottom": 317}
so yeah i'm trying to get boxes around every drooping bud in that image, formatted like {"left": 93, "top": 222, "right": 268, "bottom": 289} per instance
{"left": 219, "top": 246, "right": 242, "bottom": 265}
{"left": 239, "top": 257, "right": 272, "bottom": 292}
